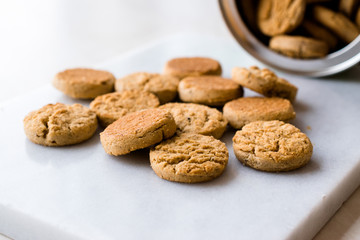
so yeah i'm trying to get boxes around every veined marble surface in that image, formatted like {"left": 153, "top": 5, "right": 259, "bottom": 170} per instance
{"left": 0, "top": 1, "right": 359, "bottom": 239}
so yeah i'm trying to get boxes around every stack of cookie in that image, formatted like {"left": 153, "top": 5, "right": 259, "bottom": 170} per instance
{"left": 23, "top": 56, "right": 313, "bottom": 184}
{"left": 251, "top": 0, "right": 360, "bottom": 58}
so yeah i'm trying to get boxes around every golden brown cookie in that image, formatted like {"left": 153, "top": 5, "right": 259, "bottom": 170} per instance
{"left": 233, "top": 120, "right": 313, "bottom": 172}
{"left": 302, "top": 20, "right": 338, "bottom": 49}
{"left": 313, "top": 6, "right": 359, "bottom": 43}
{"left": 23, "top": 103, "right": 98, "bottom": 146}
{"left": 232, "top": 66, "right": 298, "bottom": 102}
{"left": 223, "top": 97, "right": 296, "bottom": 129}
{"left": 356, "top": 7, "right": 360, "bottom": 27}
{"left": 115, "top": 72, "right": 179, "bottom": 104}
{"left": 100, "top": 109, "right": 176, "bottom": 156}
{"left": 53, "top": 68, "right": 115, "bottom": 99}
{"left": 150, "top": 133, "right": 229, "bottom": 183}
{"left": 257, "top": 0, "right": 306, "bottom": 36}
{"left": 339, "top": 0, "right": 359, "bottom": 18}
{"left": 158, "top": 103, "right": 228, "bottom": 139}
{"left": 163, "top": 57, "right": 222, "bottom": 79}
{"left": 178, "top": 76, "right": 243, "bottom": 106}
{"left": 90, "top": 90, "right": 160, "bottom": 127}
{"left": 269, "top": 35, "right": 329, "bottom": 58}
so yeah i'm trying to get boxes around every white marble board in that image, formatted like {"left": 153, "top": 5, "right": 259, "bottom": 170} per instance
{"left": 0, "top": 34, "right": 360, "bottom": 240}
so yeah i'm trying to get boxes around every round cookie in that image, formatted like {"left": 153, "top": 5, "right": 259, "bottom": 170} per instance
{"left": 163, "top": 57, "right": 222, "bottom": 79}
{"left": 302, "top": 20, "right": 338, "bottom": 50}
{"left": 257, "top": 0, "right": 306, "bottom": 36}
{"left": 269, "top": 35, "right": 329, "bottom": 59}
{"left": 233, "top": 120, "right": 313, "bottom": 172}
{"left": 312, "top": 6, "right": 359, "bottom": 43}
{"left": 150, "top": 133, "right": 229, "bottom": 183}
{"left": 100, "top": 109, "right": 176, "bottom": 156}
{"left": 158, "top": 103, "right": 228, "bottom": 139}
{"left": 232, "top": 66, "right": 298, "bottom": 102}
{"left": 23, "top": 103, "right": 98, "bottom": 146}
{"left": 223, "top": 97, "right": 296, "bottom": 129}
{"left": 115, "top": 72, "right": 179, "bottom": 104}
{"left": 53, "top": 68, "right": 115, "bottom": 99}
{"left": 178, "top": 76, "right": 243, "bottom": 106}
{"left": 90, "top": 90, "right": 160, "bottom": 127}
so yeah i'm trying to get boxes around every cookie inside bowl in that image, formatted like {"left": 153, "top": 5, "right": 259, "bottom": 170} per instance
{"left": 219, "top": 0, "right": 360, "bottom": 76}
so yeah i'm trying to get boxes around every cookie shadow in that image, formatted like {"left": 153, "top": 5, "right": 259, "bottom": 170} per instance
{"left": 324, "top": 64, "right": 360, "bottom": 83}
{"left": 53, "top": 94, "right": 92, "bottom": 107}
{"left": 111, "top": 148, "right": 151, "bottom": 168}
{"left": 292, "top": 100, "right": 312, "bottom": 115}
{"left": 25, "top": 128, "right": 101, "bottom": 167}
{"left": 274, "top": 156, "right": 320, "bottom": 176}
{"left": 205, "top": 164, "right": 238, "bottom": 187}
{"left": 290, "top": 100, "right": 315, "bottom": 132}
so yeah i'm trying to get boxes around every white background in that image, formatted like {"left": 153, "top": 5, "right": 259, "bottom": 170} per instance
{"left": 0, "top": 0, "right": 229, "bottom": 102}
{"left": 0, "top": 0, "right": 359, "bottom": 239}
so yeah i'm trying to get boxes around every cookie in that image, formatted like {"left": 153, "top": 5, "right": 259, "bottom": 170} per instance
{"left": 302, "top": 20, "right": 338, "bottom": 49}
{"left": 178, "top": 76, "right": 243, "bottom": 106}
{"left": 232, "top": 66, "right": 298, "bottom": 102}
{"left": 158, "top": 103, "right": 228, "bottom": 139}
{"left": 53, "top": 68, "right": 115, "bottom": 99}
{"left": 115, "top": 72, "right": 179, "bottom": 104}
{"left": 150, "top": 133, "right": 229, "bottom": 183}
{"left": 23, "top": 103, "right": 98, "bottom": 146}
{"left": 339, "top": 0, "right": 359, "bottom": 17}
{"left": 313, "top": 6, "right": 359, "bottom": 43}
{"left": 356, "top": 7, "right": 360, "bottom": 27}
{"left": 223, "top": 97, "right": 296, "bottom": 129}
{"left": 163, "top": 57, "right": 222, "bottom": 79}
{"left": 90, "top": 90, "right": 160, "bottom": 127}
{"left": 100, "top": 109, "right": 176, "bottom": 156}
{"left": 233, "top": 120, "right": 313, "bottom": 172}
{"left": 269, "top": 35, "right": 329, "bottom": 58}
{"left": 257, "top": 0, "right": 306, "bottom": 36}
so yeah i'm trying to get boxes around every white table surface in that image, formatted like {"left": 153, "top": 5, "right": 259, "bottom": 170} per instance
{"left": 0, "top": 0, "right": 359, "bottom": 239}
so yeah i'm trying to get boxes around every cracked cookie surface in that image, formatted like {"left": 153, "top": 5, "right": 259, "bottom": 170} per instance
{"left": 115, "top": 72, "right": 179, "bottom": 104}
{"left": 53, "top": 68, "right": 115, "bottom": 99}
{"left": 150, "top": 133, "right": 229, "bottom": 183}
{"left": 158, "top": 103, "right": 228, "bottom": 139}
{"left": 100, "top": 108, "right": 176, "bottom": 156}
{"left": 90, "top": 90, "right": 160, "bottom": 127}
{"left": 233, "top": 120, "right": 313, "bottom": 172}
{"left": 23, "top": 103, "right": 98, "bottom": 146}
{"left": 232, "top": 66, "right": 298, "bottom": 102}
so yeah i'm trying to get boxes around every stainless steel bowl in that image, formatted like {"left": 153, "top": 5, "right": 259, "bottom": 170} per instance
{"left": 219, "top": 0, "right": 360, "bottom": 77}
